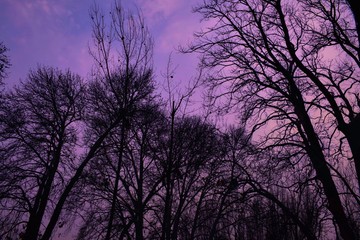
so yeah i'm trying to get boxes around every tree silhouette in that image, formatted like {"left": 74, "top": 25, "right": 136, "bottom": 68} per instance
{"left": 75, "top": 2, "right": 156, "bottom": 240}
{"left": 187, "top": 0, "right": 360, "bottom": 239}
{"left": 2, "top": 1, "right": 360, "bottom": 239}
{"left": 0, "top": 67, "right": 85, "bottom": 239}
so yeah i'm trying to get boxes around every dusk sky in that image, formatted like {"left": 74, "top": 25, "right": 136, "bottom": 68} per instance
{"left": 1, "top": 1, "right": 358, "bottom": 239}
{"left": 1, "top": 0, "right": 203, "bottom": 88}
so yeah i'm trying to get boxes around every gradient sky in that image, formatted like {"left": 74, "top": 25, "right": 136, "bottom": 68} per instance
{"left": 1, "top": 0, "right": 203, "bottom": 88}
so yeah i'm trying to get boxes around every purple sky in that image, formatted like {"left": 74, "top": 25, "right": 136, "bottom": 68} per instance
{"left": 1, "top": 0, "right": 203, "bottom": 87}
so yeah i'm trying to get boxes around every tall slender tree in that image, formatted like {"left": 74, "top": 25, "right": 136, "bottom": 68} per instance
{"left": 76, "top": 2, "right": 156, "bottom": 239}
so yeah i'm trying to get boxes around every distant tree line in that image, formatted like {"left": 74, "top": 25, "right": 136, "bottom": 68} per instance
{"left": 0, "top": 0, "right": 359, "bottom": 239}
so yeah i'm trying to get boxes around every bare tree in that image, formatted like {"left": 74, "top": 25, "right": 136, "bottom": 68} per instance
{"left": 187, "top": 0, "right": 360, "bottom": 239}
{"left": 295, "top": 0, "right": 360, "bottom": 194}
{"left": 77, "top": 103, "right": 165, "bottom": 240}
{"left": 168, "top": 117, "right": 221, "bottom": 240}
{"left": 75, "top": 2, "right": 156, "bottom": 240}
{"left": 0, "top": 67, "right": 85, "bottom": 239}
{"left": 0, "top": 63, "right": 144, "bottom": 240}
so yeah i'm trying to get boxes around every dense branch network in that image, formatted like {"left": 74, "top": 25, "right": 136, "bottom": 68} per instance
{"left": 0, "top": 0, "right": 359, "bottom": 239}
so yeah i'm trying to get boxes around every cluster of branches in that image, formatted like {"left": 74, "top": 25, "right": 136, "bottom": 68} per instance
{"left": 186, "top": 0, "right": 360, "bottom": 239}
{"left": 0, "top": 0, "right": 360, "bottom": 239}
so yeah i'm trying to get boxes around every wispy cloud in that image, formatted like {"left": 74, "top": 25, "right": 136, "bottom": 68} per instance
{"left": 1, "top": 0, "right": 93, "bottom": 84}
{"left": 4, "top": 0, "right": 68, "bottom": 27}
{"left": 1, "top": 0, "right": 205, "bottom": 86}
{"left": 136, "top": 0, "right": 182, "bottom": 23}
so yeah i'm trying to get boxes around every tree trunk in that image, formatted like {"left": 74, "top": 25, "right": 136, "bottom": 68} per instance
{"left": 135, "top": 146, "right": 144, "bottom": 240}
{"left": 346, "top": 0, "right": 360, "bottom": 60}
{"left": 24, "top": 135, "right": 64, "bottom": 240}
{"left": 345, "top": 119, "right": 360, "bottom": 193}
{"left": 161, "top": 105, "right": 176, "bottom": 240}
{"left": 190, "top": 189, "right": 206, "bottom": 240}
{"left": 105, "top": 122, "right": 127, "bottom": 240}
{"left": 289, "top": 79, "right": 356, "bottom": 240}
{"left": 41, "top": 123, "right": 118, "bottom": 240}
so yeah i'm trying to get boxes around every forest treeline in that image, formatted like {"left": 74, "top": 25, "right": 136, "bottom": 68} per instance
{"left": 1, "top": 0, "right": 360, "bottom": 239}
